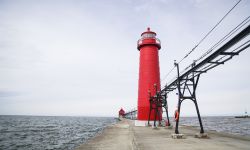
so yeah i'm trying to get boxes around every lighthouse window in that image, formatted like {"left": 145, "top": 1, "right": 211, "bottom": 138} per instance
{"left": 142, "top": 33, "right": 155, "bottom": 38}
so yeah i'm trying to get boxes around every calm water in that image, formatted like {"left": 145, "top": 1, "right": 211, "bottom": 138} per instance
{"left": 0, "top": 116, "right": 116, "bottom": 150}
{"left": 179, "top": 116, "right": 250, "bottom": 136}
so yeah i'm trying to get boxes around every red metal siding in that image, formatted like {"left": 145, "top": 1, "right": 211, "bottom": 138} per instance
{"left": 137, "top": 28, "right": 162, "bottom": 121}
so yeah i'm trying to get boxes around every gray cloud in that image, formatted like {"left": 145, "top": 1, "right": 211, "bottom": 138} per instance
{"left": 0, "top": 90, "right": 20, "bottom": 97}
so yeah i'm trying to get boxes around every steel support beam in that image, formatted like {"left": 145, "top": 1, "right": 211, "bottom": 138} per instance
{"left": 174, "top": 63, "right": 204, "bottom": 134}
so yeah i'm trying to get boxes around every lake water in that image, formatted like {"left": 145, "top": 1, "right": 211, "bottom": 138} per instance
{"left": 0, "top": 116, "right": 116, "bottom": 150}
{"left": 0, "top": 115, "right": 249, "bottom": 150}
{"left": 178, "top": 116, "right": 250, "bottom": 136}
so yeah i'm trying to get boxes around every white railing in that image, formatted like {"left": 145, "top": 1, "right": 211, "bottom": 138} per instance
{"left": 137, "top": 37, "right": 161, "bottom": 46}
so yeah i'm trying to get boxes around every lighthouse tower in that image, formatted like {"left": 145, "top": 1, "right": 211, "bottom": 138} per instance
{"left": 135, "top": 27, "right": 162, "bottom": 126}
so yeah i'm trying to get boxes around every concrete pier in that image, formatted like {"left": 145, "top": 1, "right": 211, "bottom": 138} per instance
{"left": 76, "top": 119, "right": 250, "bottom": 150}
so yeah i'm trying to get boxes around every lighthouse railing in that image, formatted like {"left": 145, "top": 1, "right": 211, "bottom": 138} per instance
{"left": 137, "top": 37, "right": 161, "bottom": 46}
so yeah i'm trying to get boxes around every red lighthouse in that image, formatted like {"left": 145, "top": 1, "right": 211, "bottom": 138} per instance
{"left": 136, "top": 27, "right": 162, "bottom": 126}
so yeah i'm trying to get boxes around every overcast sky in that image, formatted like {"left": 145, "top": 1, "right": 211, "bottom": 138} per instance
{"left": 0, "top": 0, "right": 249, "bottom": 117}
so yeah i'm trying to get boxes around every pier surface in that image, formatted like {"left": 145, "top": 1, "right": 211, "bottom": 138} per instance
{"left": 76, "top": 119, "right": 250, "bottom": 150}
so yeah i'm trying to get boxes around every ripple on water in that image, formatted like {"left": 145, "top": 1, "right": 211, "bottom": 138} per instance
{"left": 179, "top": 116, "right": 250, "bottom": 136}
{"left": 0, "top": 116, "right": 116, "bottom": 150}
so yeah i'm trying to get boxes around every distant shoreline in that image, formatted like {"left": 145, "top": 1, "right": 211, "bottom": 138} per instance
{"left": 0, "top": 114, "right": 244, "bottom": 117}
{"left": 0, "top": 114, "right": 116, "bottom": 118}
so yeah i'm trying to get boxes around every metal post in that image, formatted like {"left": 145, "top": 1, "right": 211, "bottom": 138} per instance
{"left": 175, "top": 100, "right": 181, "bottom": 134}
{"left": 153, "top": 84, "right": 158, "bottom": 127}
{"left": 174, "top": 61, "right": 182, "bottom": 134}
{"left": 165, "top": 95, "right": 171, "bottom": 126}
{"left": 148, "top": 107, "right": 151, "bottom": 125}
{"left": 192, "top": 68, "right": 204, "bottom": 134}
{"left": 194, "top": 98, "right": 204, "bottom": 133}
{"left": 156, "top": 92, "right": 162, "bottom": 126}
{"left": 166, "top": 108, "right": 170, "bottom": 126}
{"left": 154, "top": 104, "right": 157, "bottom": 127}
{"left": 148, "top": 90, "right": 152, "bottom": 126}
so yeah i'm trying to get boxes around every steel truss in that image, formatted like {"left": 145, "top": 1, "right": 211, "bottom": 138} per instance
{"left": 174, "top": 62, "right": 204, "bottom": 134}
{"left": 159, "top": 24, "right": 250, "bottom": 134}
{"left": 148, "top": 84, "right": 171, "bottom": 127}
{"left": 124, "top": 109, "right": 137, "bottom": 120}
